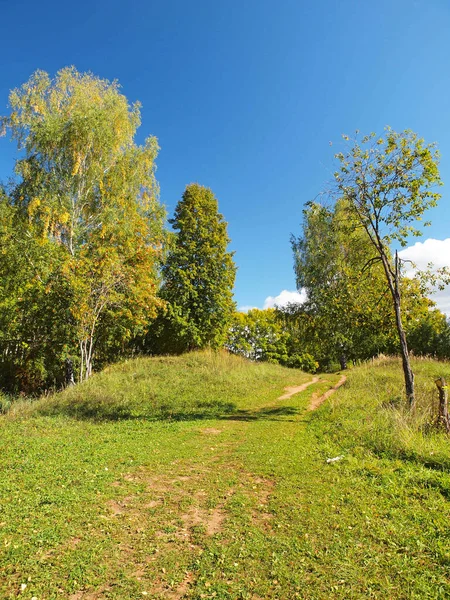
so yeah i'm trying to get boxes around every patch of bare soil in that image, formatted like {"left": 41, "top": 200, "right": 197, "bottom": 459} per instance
{"left": 70, "top": 465, "right": 277, "bottom": 599}
{"left": 101, "top": 469, "right": 231, "bottom": 597}
{"left": 168, "top": 572, "right": 195, "bottom": 599}
{"left": 106, "top": 494, "right": 135, "bottom": 515}
{"left": 308, "top": 374, "right": 347, "bottom": 411}
{"left": 250, "top": 475, "right": 274, "bottom": 505}
{"left": 277, "top": 376, "right": 319, "bottom": 401}
{"left": 69, "top": 586, "right": 110, "bottom": 600}
{"left": 180, "top": 505, "right": 225, "bottom": 536}
{"left": 200, "top": 427, "right": 222, "bottom": 435}
{"left": 69, "top": 536, "right": 82, "bottom": 548}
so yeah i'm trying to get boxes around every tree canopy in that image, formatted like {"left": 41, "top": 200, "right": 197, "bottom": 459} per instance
{"left": 147, "top": 183, "right": 236, "bottom": 354}
{"left": 1, "top": 69, "right": 450, "bottom": 397}
{"left": 333, "top": 129, "right": 443, "bottom": 404}
{"left": 292, "top": 199, "right": 397, "bottom": 368}
{"left": 1, "top": 67, "right": 165, "bottom": 384}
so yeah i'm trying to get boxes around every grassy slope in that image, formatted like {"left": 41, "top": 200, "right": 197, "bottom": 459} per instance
{"left": 1, "top": 352, "right": 450, "bottom": 599}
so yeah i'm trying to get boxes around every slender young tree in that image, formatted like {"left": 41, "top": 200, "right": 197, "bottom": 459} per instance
{"left": 153, "top": 183, "right": 236, "bottom": 353}
{"left": 333, "top": 129, "right": 442, "bottom": 407}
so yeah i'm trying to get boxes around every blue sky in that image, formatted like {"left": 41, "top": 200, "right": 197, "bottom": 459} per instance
{"left": 1, "top": 0, "right": 450, "bottom": 311}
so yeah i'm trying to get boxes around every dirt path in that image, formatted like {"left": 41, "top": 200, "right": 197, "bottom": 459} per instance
{"left": 277, "top": 376, "right": 319, "bottom": 401}
{"left": 307, "top": 374, "right": 347, "bottom": 411}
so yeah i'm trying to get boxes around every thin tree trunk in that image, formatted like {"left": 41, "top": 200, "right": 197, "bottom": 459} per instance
{"left": 379, "top": 249, "right": 415, "bottom": 407}
{"left": 393, "top": 294, "right": 415, "bottom": 407}
{"left": 393, "top": 251, "right": 415, "bottom": 408}
{"left": 79, "top": 335, "right": 95, "bottom": 382}
{"left": 79, "top": 340, "right": 85, "bottom": 383}
{"left": 85, "top": 337, "right": 94, "bottom": 379}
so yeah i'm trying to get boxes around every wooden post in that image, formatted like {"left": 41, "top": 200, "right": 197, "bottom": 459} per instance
{"left": 435, "top": 377, "right": 450, "bottom": 433}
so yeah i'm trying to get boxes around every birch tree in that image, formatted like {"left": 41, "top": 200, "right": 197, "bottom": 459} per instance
{"left": 1, "top": 68, "right": 165, "bottom": 381}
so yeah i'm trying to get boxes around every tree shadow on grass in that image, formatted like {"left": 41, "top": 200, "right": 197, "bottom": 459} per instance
{"left": 37, "top": 399, "right": 236, "bottom": 422}
{"left": 219, "top": 405, "right": 300, "bottom": 422}
{"left": 367, "top": 445, "right": 450, "bottom": 474}
{"left": 37, "top": 398, "right": 301, "bottom": 423}
{"left": 395, "top": 451, "right": 450, "bottom": 474}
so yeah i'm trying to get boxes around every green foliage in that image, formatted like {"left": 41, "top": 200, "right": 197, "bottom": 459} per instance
{"left": 406, "top": 307, "right": 450, "bottom": 358}
{"left": 291, "top": 169, "right": 447, "bottom": 372}
{"left": 147, "top": 184, "right": 236, "bottom": 353}
{"left": 226, "top": 308, "right": 289, "bottom": 364}
{"left": 333, "top": 129, "right": 442, "bottom": 403}
{"left": 226, "top": 308, "right": 319, "bottom": 371}
{"left": 1, "top": 68, "right": 165, "bottom": 387}
{"left": 298, "top": 128, "right": 444, "bottom": 404}
{"left": 291, "top": 200, "right": 397, "bottom": 367}
{"left": 285, "top": 352, "right": 318, "bottom": 372}
{"left": 0, "top": 190, "right": 74, "bottom": 392}
{"left": 334, "top": 128, "right": 442, "bottom": 248}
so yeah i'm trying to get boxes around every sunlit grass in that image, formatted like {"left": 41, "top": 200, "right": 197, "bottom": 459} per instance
{"left": 1, "top": 352, "right": 450, "bottom": 598}
{"left": 8, "top": 350, "right": 309, "bottom": 421}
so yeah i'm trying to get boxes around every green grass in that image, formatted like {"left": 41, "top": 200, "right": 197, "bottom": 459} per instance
{"left": 19, "top": 350, "right": 308, "bottom": 421}
{"left": 1, "top": 352, "right": 450, "bottom": 598}
{"left": 0, "top": 391, "right": 12, "bottom": 414}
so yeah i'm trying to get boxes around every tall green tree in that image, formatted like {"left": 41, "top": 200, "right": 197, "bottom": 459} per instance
{"left": 333, "top": 128, "right": 442, "bottom": 406}
{"left": 1, "top": 67, "right": 165, "bottom": 382}
{"left": 292, "top": 199, "right": 396, "bottom": 369}
{"left": 150, "top": 183, "right": 236, "bottom": 353}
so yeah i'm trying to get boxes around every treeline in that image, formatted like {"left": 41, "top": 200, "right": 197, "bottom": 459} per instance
{"left": 229, "top": 130, "right": 450, "bottom": 390}
{"left": 0, "top": 68, "right": 449, "bottom": 396}
{"left": 227, "top": 276, "right": 450, "bottom": 375}
{"left": 0, "top": 68, "right": 236, "bottom": 393}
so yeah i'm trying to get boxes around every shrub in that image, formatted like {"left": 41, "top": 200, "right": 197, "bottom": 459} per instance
{"left": 285, "top": 353, "right": 318, "bottom": 373}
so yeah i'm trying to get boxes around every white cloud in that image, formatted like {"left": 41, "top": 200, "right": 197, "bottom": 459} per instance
{"left": 399, "top": 238, "right": 450, "bottom": 315}
{"left": 263, "top": 289, "right": 307, "bottom": 309}
{"left": 399, "top": 238, "right": 450, "bottom": 271}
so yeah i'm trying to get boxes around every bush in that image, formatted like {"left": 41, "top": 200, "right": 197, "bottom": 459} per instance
{"left": 285, "top": 353, "right": 318, "bottom": 373}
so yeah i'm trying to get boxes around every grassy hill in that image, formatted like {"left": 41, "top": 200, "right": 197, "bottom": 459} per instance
{"left": 1, "top": 352, "right": 450, "bottom": 599}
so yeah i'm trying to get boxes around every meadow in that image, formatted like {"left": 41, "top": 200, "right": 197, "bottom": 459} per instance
{"left": 1, "top": 352, "right": 450, "bottom": 599}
